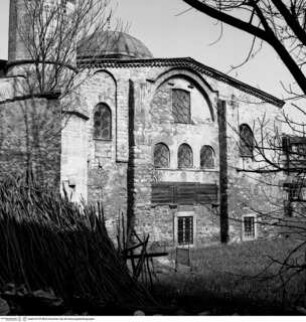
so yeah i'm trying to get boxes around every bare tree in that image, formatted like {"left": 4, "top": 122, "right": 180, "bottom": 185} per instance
{"left": 13, "top": 0, "right": 114, "bottom": 97}
{"left": 0, "top": 0, "right": 119, "bottom": 186}
{"left": 180, "top": 0, "right": 306, "bottom": 307}
{"left": 182, "top": 0, "right": 306, "bottom": 97}
{"left": 180, "top": 0, "right": 306, "bottom": 232}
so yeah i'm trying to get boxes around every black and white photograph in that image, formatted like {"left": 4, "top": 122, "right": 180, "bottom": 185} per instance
{"left": 0, "top": 0, "right": 305, "bottom": 317}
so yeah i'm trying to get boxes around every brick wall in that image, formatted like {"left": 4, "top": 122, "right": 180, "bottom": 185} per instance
{"left": 79, "top": 70, "right": 128, "bottom": 238}
{"left": 129, "top": 73, "right": 220, "bottom": 247}
{"left": 8, "top": 0, "right": 30, "bottom": 63}
{"left": 219, "top": 89, "right": 283, "bottom": 242}
{"left": 0, "top": 97, "right": 61, "bottom": 189}
{"left": 61, "top": 113, "right": 88, "bottom": 202}
{"left": 76, "top": 65, "right": 284, "bottom": 247}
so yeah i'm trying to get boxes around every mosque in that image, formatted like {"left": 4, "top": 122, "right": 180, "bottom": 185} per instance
{"left": 0, "top": 0, "right": 286, "bottom": 247}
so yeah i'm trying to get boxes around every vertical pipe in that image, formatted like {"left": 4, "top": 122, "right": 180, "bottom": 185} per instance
{"left": 218, "top": 99, "right": 229, "bottom": 243}
{"left": 127, "top": 79, "right": 135, "bottom": 244}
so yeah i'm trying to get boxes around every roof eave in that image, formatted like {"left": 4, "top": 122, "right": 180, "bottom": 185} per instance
{"left": 76, "top": 56, "right": 284, "bottom": 108}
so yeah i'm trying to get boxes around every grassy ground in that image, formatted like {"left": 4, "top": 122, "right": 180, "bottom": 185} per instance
{"left": 152, "top": 237, "right": 306, "bottom": 315}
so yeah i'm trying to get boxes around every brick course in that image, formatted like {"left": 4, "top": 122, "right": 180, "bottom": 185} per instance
{"left": 60, "top": 64, "right": 283, "bottom": 247}
{"left": 0, "top": 97, "right": 61, "bottom": 189}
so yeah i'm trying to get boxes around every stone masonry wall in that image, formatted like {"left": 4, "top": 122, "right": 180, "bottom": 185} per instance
{"left": 148, "top": 204, "right": 221, "bottom": 248}
{"left": 135, "top": 68, "right": 284, "bottom": 245}
{"left": 0, "top": 97, "right": 61, "bottom": 189}
{"left": 77, "top": 64, "right": 284, "bottom": 246}
{"left": 80, "top": 70, "right": 128, "bottom": 238}
{"left": 61, "top": 113, "right": 88, "bottom": 203}
{"left": 129, "top": 71, "right": 220, "bottom": 247}
{"left": 216, "top": 87, "right": 284, "bottom": 242}
{"left": 8, "top": 0, "right": 30, "bottom": 63}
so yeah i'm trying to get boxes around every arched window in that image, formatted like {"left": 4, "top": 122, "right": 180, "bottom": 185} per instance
{"left": 239, "top": 124, "right": 254, "bottom": 157}
{"left": 178, "top": 144, "right": 193, "bottom": 168}
{"left": 154, "top": 143, "right": 170, "bottom": 168}
{"left": 93, "top": 103, "right": 111, "bottom": 140}
{"left": 172, "top": 89, "right": 191, "bottom": 124}
{"left": 200, "top": 145, "right": 215, "bottom": 169}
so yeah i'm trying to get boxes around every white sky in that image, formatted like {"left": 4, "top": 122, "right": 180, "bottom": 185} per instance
{"left": 0, "top": 0, "right": 296, "bottom": 98}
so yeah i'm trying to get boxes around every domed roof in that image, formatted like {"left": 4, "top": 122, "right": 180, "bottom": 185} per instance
{"left": 77, "top": 31, "right": 153, "bottom": 60}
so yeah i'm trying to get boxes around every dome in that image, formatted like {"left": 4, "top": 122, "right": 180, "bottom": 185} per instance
{"left": 77, "top": 31, "right": 153, "bottom": 60}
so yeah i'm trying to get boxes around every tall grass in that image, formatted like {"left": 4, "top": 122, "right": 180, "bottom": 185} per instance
{"left": 0, "top": 175, "right": 154, "bottom": 309}
{"left": 154, "top": 238, "right": 306, "bottom": 313}
{"left": 188, "top": 238, "right": 305, "bottom": 306}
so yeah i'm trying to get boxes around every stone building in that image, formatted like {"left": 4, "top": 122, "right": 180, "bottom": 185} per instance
{"left": 0, "top": 0, "right": 286, "bottom": 248}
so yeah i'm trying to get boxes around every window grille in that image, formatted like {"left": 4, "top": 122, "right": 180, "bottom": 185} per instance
{"left": 282, "top": 137, "right": 306, "bottom": 171}
{"left": 178, "top": 216, "right": 193, "bottom": 245}
{"left": 239, "top": 124, "right": 254, "bottom": 157}
{"left": 154, "top": 143, "right": 170, "bottom": 168}
{"left": 288, "top": 184, "right": 300, "bottom": 201}
{"left": 291, "top": 143, "right": 306, "bottom": 158}
{"left": 172, "top": 89, "right": 191, "bottom": 124}
{"left": 178, "top": 144, "right": 193, "bottom": 168}
{"left": 200, "top": 145, "right": 215, "bottom": 168}
{"left": 243, "top": 216, "right": 255, "bottom": 239}
{"left": 93, "top": 103, "right": 111, "bottom": 140}
{"left": 286, "top": 179, "right": 306, "bottom": 201}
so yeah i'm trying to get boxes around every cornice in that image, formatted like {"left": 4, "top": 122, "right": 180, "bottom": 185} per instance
{"left": 77, "top": 56, "right": 284, "bottom": 107}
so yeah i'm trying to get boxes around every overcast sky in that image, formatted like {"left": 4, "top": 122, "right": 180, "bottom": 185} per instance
{"left": 0, "top": 0, "right": 295, "bottom": 98}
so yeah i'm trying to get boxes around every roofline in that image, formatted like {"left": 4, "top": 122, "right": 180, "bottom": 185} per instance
{"left": 0, "top": 92, "right": 61, "bottom": 105}
{"left": 77, "top": 56, "right": 284, "bottom": 107}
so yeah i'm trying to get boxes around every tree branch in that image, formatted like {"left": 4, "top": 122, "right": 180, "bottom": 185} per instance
{"left": 270, "top": 0, "right": 306, "bottom": 46}
{"left": 182, "top": 0, "right": 272, "bottom": 43}
{"left": 183, "top": 0, "right": 306, "bottom": 95}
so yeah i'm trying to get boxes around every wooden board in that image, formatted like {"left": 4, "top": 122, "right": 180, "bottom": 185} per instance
{"left": 152, "top": 182, "right": 218, "bottom": 205}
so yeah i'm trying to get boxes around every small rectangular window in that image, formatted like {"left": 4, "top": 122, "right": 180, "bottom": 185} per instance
{"left": 291, "top": 143, "right": 306, "bottom": 161}
{"left": 178, "top": 216, "right": 193, "bottom": 245}
{"left": 283, "top": 137, "right": 306, "bottom": 172}
{"left": 243, "top": 216, "right": 256, "bottom": 240}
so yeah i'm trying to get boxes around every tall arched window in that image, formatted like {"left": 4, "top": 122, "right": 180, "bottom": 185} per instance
{"left": 172, "top": 89, "right": 191, "bottom": 124}
{"left": 154, "top": 143, "right": 170, "bottom": 168}
{"left": 239, "top": 124, "right": 254, "bottom": 157}
{"left": 178, "top": 144, "right": 193, "bottom": 168}
{"left": 200, "top": 145, "right": 215, "bottom": 169}
{"left": 93, "top": 103, "right": 112, "bottom": 140}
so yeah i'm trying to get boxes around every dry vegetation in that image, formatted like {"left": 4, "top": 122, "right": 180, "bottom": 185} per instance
{"left": 0, "top": 175, "right": 157, "bottom": 315}
{"left": 0, "top": 174, "right": 305, "bottom": 315}
{"left": 153, "top": 238, "right": 306, "bottom": 315}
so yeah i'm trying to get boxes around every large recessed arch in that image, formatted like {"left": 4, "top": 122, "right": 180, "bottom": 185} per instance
{"left": 91, "top": 69, "right": 119, "bottom": 158}
{"left": 149, "top": 68, "right": 217, "bottom": 121}
{"left": 93, "top": 69, "right": 118, "bottom": 87}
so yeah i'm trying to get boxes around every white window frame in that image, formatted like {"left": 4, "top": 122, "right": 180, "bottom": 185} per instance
{"left": 242, "top": 214, "right": 257, "bottom": 241}
{"left": 174, "top": 211, "right": 196, "bottom": 248}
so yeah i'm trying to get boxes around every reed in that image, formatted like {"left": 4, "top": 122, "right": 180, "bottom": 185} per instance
{"left": 0, "top": 174, "right": 155, "bottom": 310}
